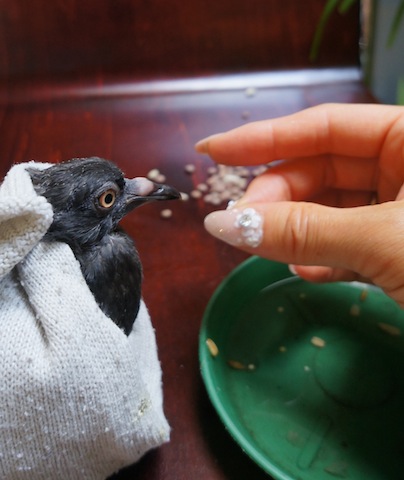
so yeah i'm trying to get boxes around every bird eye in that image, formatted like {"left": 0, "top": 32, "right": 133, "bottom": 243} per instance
{"left": 98, "top": 189, "right": 117, "bottom": 209}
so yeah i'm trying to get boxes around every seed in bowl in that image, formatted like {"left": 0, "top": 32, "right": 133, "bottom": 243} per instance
{"left": 227, "top": 359, "right": 246, "bottom": 370}
{"left": 350, "top": 304, "right": 361, "bottom": 317}
{"left": 378, "top": 323, "right": 401, "bottom": 336}
{"left": 311, "top": 336, "right": 326, "bottom": 348}
{"left": 206, "top": 338, "right": 219, "bottom": 357}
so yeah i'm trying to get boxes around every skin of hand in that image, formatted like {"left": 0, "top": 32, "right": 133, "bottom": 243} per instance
{"left": 195, "top": 103, "right": 404, "bottom": 308}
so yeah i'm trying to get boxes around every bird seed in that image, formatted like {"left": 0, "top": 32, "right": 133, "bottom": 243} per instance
{"left": 206, "top": 338, "right": 219, "bottom": 357}
{"left": 190, "top": 189, "right": 202, "bottom": 199}
{"left": 360, "top": 289, "right": 368, "bottom": 302}
{"left": 197, "top": 183, "right": 208, "bottom": 192}
{"left": 349, "top": 304, "right": 360, "bottom": 317}
{"left": 244, "top": 87, "right": 257, "bottom": 97}
{"left": 155, "top": 173, "right": 166, "bottom": 183}
{"left": 160, "top": 209, "right": 173, "bottom": 219}
{"left": 378, "top": 322, "right": 401, "bottom": 336}
{"left": 311, "top": 336, "right": 326, "bottom": 348}
{"left": 227, "top": 359, "right": 246, "bottom": 370}
{"left": 184, "top": 164, "right": 196, "bottom": 174}
{"left": 147, "top": 168, "right": 160, "bottom": 181}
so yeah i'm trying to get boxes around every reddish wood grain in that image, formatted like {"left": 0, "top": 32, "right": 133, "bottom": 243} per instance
{"left": 0, "top": 0, "right": 359, "bottom": 83}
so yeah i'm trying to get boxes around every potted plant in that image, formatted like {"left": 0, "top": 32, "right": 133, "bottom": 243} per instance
{"left": 311, "top": 0, "right": 404, "bottom": 104}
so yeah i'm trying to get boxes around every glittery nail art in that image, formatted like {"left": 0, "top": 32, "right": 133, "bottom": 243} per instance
{"left": 234, "top": 207, "right": 263, "bottom": 248}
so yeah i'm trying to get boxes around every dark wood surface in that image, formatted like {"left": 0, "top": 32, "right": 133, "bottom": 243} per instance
{"left": 0, "top": 69, "right": 375, "bottom": 479}
{"left": 0, "top": 0, "right": 359, "bottom": 84}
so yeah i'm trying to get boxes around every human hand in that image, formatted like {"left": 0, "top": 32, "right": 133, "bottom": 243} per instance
{"left": 196, "top": 103, "right": 404, "bottom": 307}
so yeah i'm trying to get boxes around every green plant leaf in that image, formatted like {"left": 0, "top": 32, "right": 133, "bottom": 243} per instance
{"left": 387, "top": 0, "right": 404, "bottom": 47}
{"left": 310, "top": 0, "right": 341, "bottom": 61}
{"left": 338, "top": 0, "right": 357, "bottom": 14}
{"left": 310, "top": 0, "right": 403, "bottom": 61}
{"left": 397, "top": 77, "right": 404, "bottom": 105}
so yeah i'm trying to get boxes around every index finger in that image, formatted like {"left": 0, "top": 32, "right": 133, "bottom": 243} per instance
{"left": 195, "top": 103, "right": 404, "bottom": 165}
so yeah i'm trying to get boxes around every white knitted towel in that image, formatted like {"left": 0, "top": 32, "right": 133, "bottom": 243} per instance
{"left": 0, "top": 163, "right": 170, "bottom": 479}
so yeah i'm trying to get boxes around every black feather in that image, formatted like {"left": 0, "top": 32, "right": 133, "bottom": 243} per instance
{"left": 28, "top": 157, "right": 179, "bottom": 335}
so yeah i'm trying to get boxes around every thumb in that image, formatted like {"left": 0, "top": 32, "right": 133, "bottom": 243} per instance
{"left": 204, "top": 200, "right": 404, "bottom": 298}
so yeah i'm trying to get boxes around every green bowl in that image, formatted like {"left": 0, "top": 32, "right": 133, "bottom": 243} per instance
{"left": 199, "top": 256, "right": 404, "bottom": 479}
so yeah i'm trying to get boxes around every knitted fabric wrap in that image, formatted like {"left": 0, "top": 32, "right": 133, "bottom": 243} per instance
{"left": 0, "top": 163, "right": 170, "bottom": 479}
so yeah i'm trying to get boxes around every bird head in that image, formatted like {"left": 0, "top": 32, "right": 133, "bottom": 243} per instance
{"left": 28, "top": 157, "right": 180, "bottom": 249}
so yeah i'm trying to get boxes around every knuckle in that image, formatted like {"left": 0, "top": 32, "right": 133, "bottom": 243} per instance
{"left": 283, "top": 204, "right": 316, "bottom": 262}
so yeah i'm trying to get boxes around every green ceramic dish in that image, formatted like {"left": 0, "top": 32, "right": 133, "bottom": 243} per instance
{"left": 199, "top": 256, "right": 404, "bottom": 479}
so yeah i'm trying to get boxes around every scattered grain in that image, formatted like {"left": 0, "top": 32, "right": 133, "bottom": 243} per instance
{"left": 279, "top": 345, "right": 287, "bottom": 353}
{"left": 378, "top": 322, "right": 401, "bottom": 336}
{"left": 204, "top": 193, "right": 222, "bottom": 205}
{"left": 185, "top": 162, "right": 263, "bottom": 206}
{"left": 360, "top": 289, "right": 368, "bottom": 302}
{"left": 197, "top": 183, "right": 208, "bottom": 192}
{"left": 227, "top": 360, "right": 246, "bottom": 370}
{"left": 147, "top": 168, "right": 160, "bottom": 181}
{"left": 311, "top": 336, "right": 326, "bottom": 348}
{"left": 252, "top": 165, "right": 268, "bottom": 177}
{"left": 184, "top": 164, "right": 196, "bottom": 174}
{"left": 160, "top": 209, "right": 173, "bottom": 219}
{"left": 245, "top": 87, "right": 257, "bottom": 97}
{"left": 155, "top": 173, "right": 166, "bottom": 183}
{"left": 190, "top": 189, "right": 202, "bottom": 199}
{"left": 236, "top": 167, "right": 250, "bottom": 177}
{"left": 277, "top": 306, "right": 285, "bottom": 313}
{"left": 206, "top": 338, "right": 219, "bottom": 357}
{"left": 350, "top": 304, "right": 360, "bottom": 317}
{"left": 180, "top": 192, "right": 189, "bottom": 201}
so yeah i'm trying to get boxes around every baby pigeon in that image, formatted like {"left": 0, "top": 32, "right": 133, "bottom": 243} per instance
{"left": 28, "top": 157, "right": 180, "bottom": 335}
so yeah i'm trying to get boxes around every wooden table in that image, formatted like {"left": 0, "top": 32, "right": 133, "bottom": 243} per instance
{"left": 0, "top": 69, "right": 375, "bottom": 480}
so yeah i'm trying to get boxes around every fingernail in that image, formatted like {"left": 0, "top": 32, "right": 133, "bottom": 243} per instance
{"left": 194, "top": 133, "right": 222, "bottom": 154}
{"left": 288, "top": 264, "right": 298, "bottom": 275}
{"left": 204, "top": 206, "right": 263, "bottom": 248}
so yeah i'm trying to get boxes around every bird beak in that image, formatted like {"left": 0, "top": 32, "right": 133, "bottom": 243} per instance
{"left": 124, "top": 177, "right": 181, "bottom": 212}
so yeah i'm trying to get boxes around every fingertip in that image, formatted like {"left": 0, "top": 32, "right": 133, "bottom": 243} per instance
{"left": 195, "top": 133, "right": 223, "bottom": 154}
{"left": 288, "top": 264, "right": 298, "bottom": 276}
{"left": 290, "top": 265, "right": 361, "bottom": 284}
{"left": 204, "top": 205, "right": 264, "bottom": 249}
{"left": 194, "top": 139, "right": 208, "bottom": 154}
{"left": 290, "top": 265, "right": 334, "bottom": 282}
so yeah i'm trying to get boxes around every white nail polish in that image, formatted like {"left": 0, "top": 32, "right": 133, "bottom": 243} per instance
{"left": 204, "top": 207, "right": 263, "bottom": 248}
{"left": 235, "top": 208, "right": 263, "bottom": 247}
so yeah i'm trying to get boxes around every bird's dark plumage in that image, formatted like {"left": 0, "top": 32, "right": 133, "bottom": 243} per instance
{"left": 28, "top": 157, "right": 180, "bottom": 335}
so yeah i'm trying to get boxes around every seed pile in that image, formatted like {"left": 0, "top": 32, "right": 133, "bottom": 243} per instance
{"left": 185, "top": 163, "right": 267, "bottom": 206}
{"left": 147, "top": 162, "right": 268, "bottom": 218}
